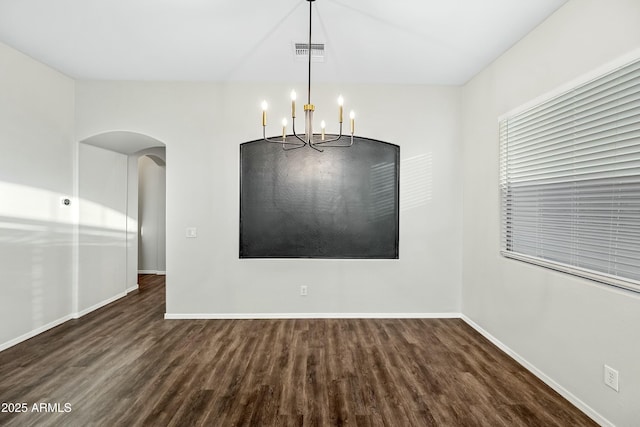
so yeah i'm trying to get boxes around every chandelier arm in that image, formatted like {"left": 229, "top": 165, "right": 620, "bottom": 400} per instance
{"left": 313, "top": 123, "right": 344, "bottom": 145}
{"left": 283, "top": 142, "right": 307, "bottom": 151}
{"left": 308, "top": 141, "right": 323, "bottom": 152}
{"left": 291, "top": 118, "right": 309, "bottom": 146}
{"left": 311, "top": 134, "right": 354, "bottom": 147}
{"left": 262, "top": 126, "right": 305, "bottom": 146}
{"left": 292, "top": 133, "right": 308, "bottom": 146}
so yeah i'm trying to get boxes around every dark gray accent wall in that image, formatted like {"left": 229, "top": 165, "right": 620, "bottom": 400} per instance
{"left": 240, "top": 137, "right": 399, "bottom": 258}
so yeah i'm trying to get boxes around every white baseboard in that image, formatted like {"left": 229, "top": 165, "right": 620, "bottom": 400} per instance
{"left": 73, "top": 292, "right": 127, "bottom": 319}
{"left": 126, "top": 284, "right": 139, "bottom": 293}
{"left": 164, "top": 312, "right": 461, "bottom": 320}
{"left": 2, "top": 289, "right": 137, "bottom": 353}
{"left": 461, "top": 315, "right": 612, "bottom": 427}
{"left": 138, "top": 270, "right": 166, "bottom": 275}
{"left": 156, "top": 271, "right": 166, "bottom": 276}
{"left": 0, "top": 314, "right": 73, "bottom": 352}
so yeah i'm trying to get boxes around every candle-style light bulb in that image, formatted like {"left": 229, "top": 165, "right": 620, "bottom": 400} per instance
{"left": 321, "top": 120, "right": 326, "bottom": 141}
{"left": 261, "top": 101, "right": 268, "bottom": 126}
{"left": 349, "top": 110, "right": 355, "bottom": 134}
{"left": 338, "top": 95, "right": 344, "bottom": 123}
{"left": 282, "top": 118, "right": 288, "bottom": 138}
{"left": 291, "top": 90, "right": 297, "bottom": 118}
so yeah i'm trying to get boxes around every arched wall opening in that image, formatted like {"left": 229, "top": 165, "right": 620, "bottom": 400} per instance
{"left": 76, "top": 131, "right": 166, "bottom": 317}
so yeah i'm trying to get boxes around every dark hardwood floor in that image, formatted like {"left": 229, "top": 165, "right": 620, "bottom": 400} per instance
{"left": 0, "top": 275, "right": 596, "bottom": 426}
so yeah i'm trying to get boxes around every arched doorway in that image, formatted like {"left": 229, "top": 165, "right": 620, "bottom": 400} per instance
{"left": 75, "top": 131, "right": 166, "bottom": 317}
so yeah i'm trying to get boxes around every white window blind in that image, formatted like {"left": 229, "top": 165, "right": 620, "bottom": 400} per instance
{"left": 499, "top": 58, "right": 640, "bottom": 293}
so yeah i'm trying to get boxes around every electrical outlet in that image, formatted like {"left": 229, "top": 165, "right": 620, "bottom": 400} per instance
{"left": 300, "top": 285, "right": 308, "bottom": 296}
{"left": 604, "top": 365, "right": 619, "bottom": 392}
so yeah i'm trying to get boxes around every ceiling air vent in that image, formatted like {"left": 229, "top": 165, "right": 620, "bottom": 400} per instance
{"left": 294, "top": 43, "right": 325, "bottom": 62}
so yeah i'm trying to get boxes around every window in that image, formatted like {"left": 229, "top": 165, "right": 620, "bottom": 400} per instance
{"left": 499, "top": 58, "right": 640, "bottom": 293}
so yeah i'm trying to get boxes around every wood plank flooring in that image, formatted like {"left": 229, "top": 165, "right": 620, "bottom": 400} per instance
{"left": 0, "top": 275, "right": 597, "bottom": 426}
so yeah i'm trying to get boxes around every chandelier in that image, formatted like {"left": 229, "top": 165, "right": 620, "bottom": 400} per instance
{"left": 260, "top": 0, "right": 355, "bottom": 152}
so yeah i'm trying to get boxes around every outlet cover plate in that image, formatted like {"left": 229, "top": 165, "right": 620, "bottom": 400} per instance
{"left": 604, "top": 365, "right": 619, "bottom": 392}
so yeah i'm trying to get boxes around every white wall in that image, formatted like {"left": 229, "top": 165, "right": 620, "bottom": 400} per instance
{"left": 74, "top": 81, "right": 463, "bottom": 316}
{"left": 0, "top": 41, "right": 75, "bottom": 350}
{"left": 127, "top": 154, "right": 139, "bottom": 290}
{"left": 461, "top": 1, "right": 640, "bottom": 425}
{"left": 138, "top": 154, "right": 166, "bottom": 274}
{"left": 77, "top": 143, "right": 128, "bottom": 314}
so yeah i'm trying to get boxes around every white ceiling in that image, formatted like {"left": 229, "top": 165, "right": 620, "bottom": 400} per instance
{"left": 0, "top": 0, "right": 567, "bottom": 85}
